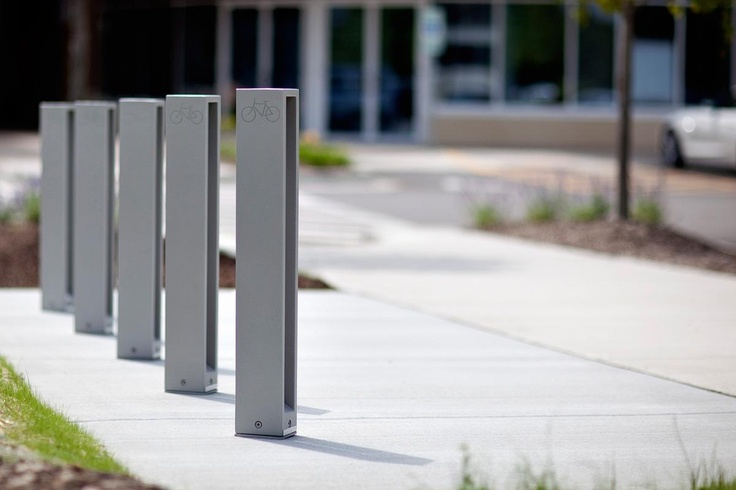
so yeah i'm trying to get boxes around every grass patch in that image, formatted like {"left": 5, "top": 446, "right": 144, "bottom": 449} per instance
{"left": 0, "top": 355, "right": 127, "bottom": 474}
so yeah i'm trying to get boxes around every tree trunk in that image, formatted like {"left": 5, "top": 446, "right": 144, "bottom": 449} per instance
{"left": 616, "top": 2, "right": 635, "bottom": 220}
{"left": 67, "top": 0, "right": 93, "bottom": 100}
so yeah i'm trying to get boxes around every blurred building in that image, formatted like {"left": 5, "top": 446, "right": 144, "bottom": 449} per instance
{"left": 1, "top": 1, "right": 732, "bottom": 153}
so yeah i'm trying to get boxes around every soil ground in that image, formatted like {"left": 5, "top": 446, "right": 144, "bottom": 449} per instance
{"left": 484, "top": 220, "right": 736, "bottom": 275}
{"left": 0, "top": 223, "right": 331, "bottom": 288}
{"left": 0, "top": 453, "right": 164, "bottom": 490}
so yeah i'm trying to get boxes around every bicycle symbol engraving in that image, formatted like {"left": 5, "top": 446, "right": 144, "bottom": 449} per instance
{"left": 170, "top": 105, "right": 203, "bottom": 125}
{"left": 241, "top": 99, "right": 280, "bottom": 123}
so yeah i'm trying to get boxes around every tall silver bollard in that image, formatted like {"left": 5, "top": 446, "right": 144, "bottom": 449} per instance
{"left": 164, "top": 95, "right": 220, "bottom": 393}
{"left": 235, "top": 89, "right": 299, "bottom": 438}
{"left": 118, "top": 99, "right": 164, "bottom": 360}
{"left": 73, "top": 101, "right": 116, "bottom": 335}
{"left": 39, "top": 102, "right": 74, "bottom": 313}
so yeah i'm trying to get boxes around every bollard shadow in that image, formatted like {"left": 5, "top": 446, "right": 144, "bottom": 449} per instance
{"left": 176, "top": 392, "right": 331, "bottom": 416}
{"left": 267, "top": 436, "right": 432, "bottom": 466}
{"left": 297, "top": 406, "right": 331, "bottom": 416}
{"left": 119, "top": 358, "right": 165, "bottom": 367}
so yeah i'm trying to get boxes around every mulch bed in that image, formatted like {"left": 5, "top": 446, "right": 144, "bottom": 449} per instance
{"left": 485, "top": 220, "right": 736, "bottom": 275}
{"left": 0, "top": 223, "right": 39, "bottom": 288}
{"left": 0, "top": 223, "right": 331, "bottom": 289}
{"left": 0, "top": 458, "right": 164, "bottom": 490}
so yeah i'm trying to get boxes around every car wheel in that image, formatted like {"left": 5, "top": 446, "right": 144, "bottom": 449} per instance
{"left": 661, "top": 131, "right": 684, "bottom": 168}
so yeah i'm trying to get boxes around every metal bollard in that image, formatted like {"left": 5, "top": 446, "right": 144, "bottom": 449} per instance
{"left": 235, "top": 89, "right": 299, "bottom": 438}
{"left": 117, "top": 99, "right": 164, "bottom": 360}
{"left": 73, "top": 101, "right": 116, "bottom": 335}
{"left": 39, "top": 102, "right": 75, "bottom": 313}
{"left": 164, "top": 95, "right": 220, "bottom": 394}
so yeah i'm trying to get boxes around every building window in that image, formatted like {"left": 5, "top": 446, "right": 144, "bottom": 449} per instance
{"left": 380, "top": 8, "right": 415, "bottom": 132}
{"left": 273, "top": 8, "right": 300, "bottom": 89}
{"left": 685, "top": 8, "right": 731, "bottom": 105}
{"left": 435, "top": 3, "right": 492, "bottom": 103}
{"left": 578, "top": 7, "right": 614, "bottom": 105}
{"left": 329, "top": 7, "right": 363, "bottom": 132}
{"left": 506, "top": 4, "right": 564, "bottom": 104}
{"left": 633, "top": 7, "right": 674, "bottom": 105}
{"left": 231, "top": 9, "right": 258, "bottom": 88}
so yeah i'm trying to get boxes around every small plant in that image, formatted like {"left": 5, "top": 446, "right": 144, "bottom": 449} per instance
{"left": 458, "top": 445, "right": 492, "bottom": 490}
{"left": 527, "top": 197, "right": 561, "bottom": 223}
{"left": 632, "top": 198, "right": 663, "bottom": 226}
{"left": 568, "top": 194, "right": 610, "bottom": 222}
{"left": 0, "top": 201, "right": 14, "bottom": 223}
{"left": 221, "top": 140, "right": 237, "bottom": 162}
{"left": 0, "top": 179, "right": 41, "bottom": 224}
{"left": 472, "top": 203, "right": 503, "bottom": 229}
{"left": 23, "top": 191, "right": 41, "bottom": 224}
{"left": 514, "top": 460, "right": 564, "bottom": 490}
{"left": 299, "top": 131, "right": 350, "bottom": 168}
{"left": 689, "top": 464, "right": 736, "bottom": 490}
{"left": 221, "top": 113, "right": 237, "bottom": 132}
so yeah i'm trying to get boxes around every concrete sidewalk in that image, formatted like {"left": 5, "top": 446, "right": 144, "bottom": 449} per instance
{"left": 296, "top": 194, "right": 736, "bottom": 397}
{"left": 1, "top": 290, "right": 735, "bottom": 489}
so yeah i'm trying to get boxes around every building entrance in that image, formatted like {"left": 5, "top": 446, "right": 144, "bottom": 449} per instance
{"left": 328, "top": 6, "right": 415, "bottom": 139}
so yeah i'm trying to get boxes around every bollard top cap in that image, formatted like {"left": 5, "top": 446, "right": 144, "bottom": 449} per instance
{"left": 74, "top": 100, "right": 117, "bottom": 108}
{"left": 119, "top": 98, "right": 165, "bottom": 104}
{"left": 166, "top": 94, "right": 220, "bottom": 100}
{"left": 236, "top": 88, "right": 298, "bottom": 95}
{"left": 40, "top": 101, "right": 74, "bottom": 109}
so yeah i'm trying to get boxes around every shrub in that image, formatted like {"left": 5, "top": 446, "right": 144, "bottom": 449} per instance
{"left": 299, "top": 142, "right": 350, "bottom": 167}
{"left": 23, "top": 192, "right": 41, "bottom": 224}
{"left": 221, "top": 131, "right": 350, "bottom": 168}
{"left": 472, "top": 204, "right": 503, "bottom": 229}
{"left": 632, "top": 199, "right": 663, "bottom": 226}
{"left": 0, "top": 202, "right": 13, "bottom": 224}
{"left": 568, "top": 194, "right": 610, "bottom": 222}
{"left": 526, "top": 197, "right": 561, "bottom": 223}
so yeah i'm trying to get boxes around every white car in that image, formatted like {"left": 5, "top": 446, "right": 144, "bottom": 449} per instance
{"left": 661, "top": 104, "right": 736, "bottom": 169}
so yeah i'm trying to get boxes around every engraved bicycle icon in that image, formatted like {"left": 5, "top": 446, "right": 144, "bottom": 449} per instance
{"left": 241, "top": 99, "right": 280, "bottom": 123}
{"left": 170, "top": 105, "right": 203, "bottom": 125}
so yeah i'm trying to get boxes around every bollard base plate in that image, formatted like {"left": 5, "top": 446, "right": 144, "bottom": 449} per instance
{"left": 235, "top": 430, "right": 297, "bottom": 440}
{"left": 165, "top": 387, "right": 217, "bottom": 395}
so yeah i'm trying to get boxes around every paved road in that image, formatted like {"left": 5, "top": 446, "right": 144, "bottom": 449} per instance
{"left": 302, "top": 144, "right": 736, "bottom": 252}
